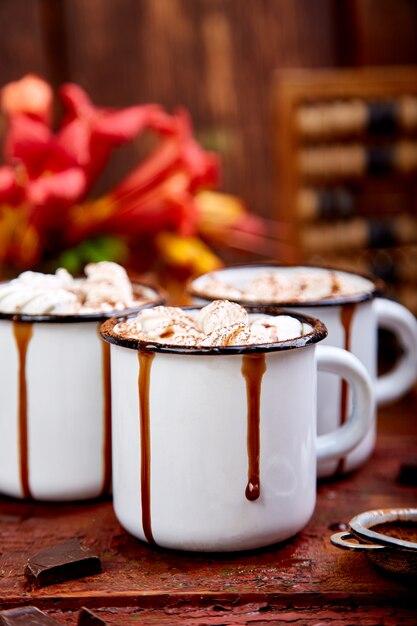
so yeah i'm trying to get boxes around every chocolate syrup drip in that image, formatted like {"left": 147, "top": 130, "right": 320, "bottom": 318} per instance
{"left": 336, "top": 303, "right": 357, "bottom": 475}
{"left": 100, "top": 334, "right": 112, "bottom": 496}
{"left": 13, "top": 321, "right": 33, "bottom": 499}
{"left": 242, "top": 354, "right": 266, "bottom": 501}
{"left": 138, "top": 351, "right": 156, "bottom": 544}
{"left": 330, "top": 271, "right": 340, "bottom": 295}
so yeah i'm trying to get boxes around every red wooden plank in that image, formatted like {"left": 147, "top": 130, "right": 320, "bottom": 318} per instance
{"left": 8, "top": 603, "right": 417, "bottom": 626}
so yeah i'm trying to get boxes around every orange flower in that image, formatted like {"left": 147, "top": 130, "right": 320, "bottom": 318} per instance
{"left": 155, "top": 232, "right": 223, "bottom": 276}
{"left": 1, "top": 74, "right": 53, "bottom": 122}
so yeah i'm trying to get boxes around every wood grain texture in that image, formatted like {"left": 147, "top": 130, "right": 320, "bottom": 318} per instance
{"left": 59, "top": 0, "right": 336, "bottom": 218}
{"left": 335, "top": 0, "right": 417, "bottom": 66}
{"left": 0, "top": 1, "right": 46, "bottom": 83}
{"left": 4, "top": 603, "right": 417, "bottom": 625}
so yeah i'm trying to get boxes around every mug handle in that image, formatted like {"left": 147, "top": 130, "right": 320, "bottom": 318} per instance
{"left": 316, "top": 345, "right": 374, "bottom": 462}
{"left": 374, "top": 298, "right": 417, "bottom": 406}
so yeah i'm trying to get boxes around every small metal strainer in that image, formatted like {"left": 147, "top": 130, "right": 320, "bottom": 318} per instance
{"left": 330, "top": 507, "right": 417, "bottom": 576}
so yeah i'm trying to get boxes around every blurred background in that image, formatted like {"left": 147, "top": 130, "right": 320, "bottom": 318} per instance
{"left": 1, "top": 0, "right": 417, "bottom": 310}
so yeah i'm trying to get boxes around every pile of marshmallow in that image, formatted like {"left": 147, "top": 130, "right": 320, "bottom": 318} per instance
{"left": 115, "top": 300, "right": 311, "bottom": 347}
{"left": 0, "top": 262, "right": 151, "bottom": 315}
{"left": 199, "top": 269, "right": 362, "bottom": 304}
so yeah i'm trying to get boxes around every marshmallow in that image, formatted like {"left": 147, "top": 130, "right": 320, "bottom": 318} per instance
{"left": 196, "top": 300, "right": 249, "bottom": 334}
{"left": 199, "top": 322, "right": 251, "bottom": 347}
{"left": 0, "top": 262, "right": 151, "bottom": 315}
{"left": 245, "top": 273, "right": 299, "bottom": 302}
{"left": 196, "top": 268, "right": 366, "bottom": 304}
{"left": 82, "top": 261, "right": 133, "bottom": 308}
{"left": 199, "top": 277, "right": 244, "bottom": 302}
{"left": 115, "top": 302, "right": 310, "bottom": 348}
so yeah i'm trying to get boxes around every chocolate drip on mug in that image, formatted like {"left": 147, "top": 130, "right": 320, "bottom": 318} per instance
{"left": 330, "top": 271, "right": 340, "bottom": 295}
{"left": 336, "top": 303, "right": 357, "bottom": 474}
{"left": 13, "top": 321, "right": 33, "bottom": 499}
{"left": 138, "top": 351, "right": 156, "bottom": 544}
{"left": 242, "top": 354, "right": 266, "bottom": 501}
{"left": 100, "top": 331, "right": 112, "bottom": 496}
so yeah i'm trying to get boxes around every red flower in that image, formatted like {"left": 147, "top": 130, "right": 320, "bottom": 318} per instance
{"left": 68, "top": 109, "right": 219, "bottom": 244}
{"left": 0, "top": 74, "right": 266, "bottom": 278}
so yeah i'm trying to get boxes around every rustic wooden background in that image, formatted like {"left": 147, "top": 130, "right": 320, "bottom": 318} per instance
{"left": 1, "top": 0, "right": 417, "bottom": 225}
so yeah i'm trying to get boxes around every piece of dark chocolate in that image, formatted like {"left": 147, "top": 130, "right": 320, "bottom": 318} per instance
{"left": 0, "top": 606, "right": 61, "bottom": 625}
{"left": 24, "top": 538, "right": 102, "bottom": 587}
{"left": 78, "top": 607, "right": 109, "bottom": 625}
{"left": 398, "top": 460, "right": 417, "bottom": 486}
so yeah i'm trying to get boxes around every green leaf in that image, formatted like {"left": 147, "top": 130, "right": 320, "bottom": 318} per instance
{"left": 55, "top": 236, "right": 129, "bottom": 273}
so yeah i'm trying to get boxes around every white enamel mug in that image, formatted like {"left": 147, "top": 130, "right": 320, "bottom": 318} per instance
{"left": 188, "top": 265, "right": 417, "bottom": 478}
{"left": 0, "top": 283, "right": 163, "bottom": 501}
{"left": 101, "top": 307, "right": 373, "bottom": 552}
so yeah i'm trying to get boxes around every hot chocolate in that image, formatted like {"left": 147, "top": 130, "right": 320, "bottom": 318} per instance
{"left": 189, "top": 264, "right": 417, "bottom": 479}
{"left": 0, "top": 262, "right": 163, "bottom": 501}
{"left": 190, "top": 266, "right": 375, "bottom": 305}
{"left": 0, "top": 262, "right": 157, "bottom": 315}
{"left": 114, "top": 300, "right": 313, "bottom": 347}
{"left": 101, "top": 299, "right": 373, "bottom": 551}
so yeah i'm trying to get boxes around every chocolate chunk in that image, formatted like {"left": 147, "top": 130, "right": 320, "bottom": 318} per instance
{"left": 0, "top": 606, "right": 61, "bottom": 625}
{"left": 78, "top": 608, "right": 108, "bottom": 625}
{"left": 24, "top": 538, "right": 102, "bottom": 587}
{"left": 398, "top": 460, "right": 417, "bottom": 486}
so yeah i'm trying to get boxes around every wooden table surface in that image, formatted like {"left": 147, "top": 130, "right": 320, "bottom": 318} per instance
{"left": 0, "top": 394, "right": 416, "bottom": 625}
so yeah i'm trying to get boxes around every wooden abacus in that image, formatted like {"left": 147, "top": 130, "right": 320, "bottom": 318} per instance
{"left": 274, "top": 67, "right": 417, "bottom": 313}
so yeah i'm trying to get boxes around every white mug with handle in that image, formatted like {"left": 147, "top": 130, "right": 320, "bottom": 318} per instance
{"left": 101, "top": 306, "right": 373, "bottom": 552}
{"left": 188, "top": 265, "right": 417, "bottom": 478}
{"left": 0, "top": 282, "right": 164, "bottom": 501}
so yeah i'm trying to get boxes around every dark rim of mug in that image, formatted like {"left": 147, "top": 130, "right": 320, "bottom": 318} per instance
{"left": 186, "top": 263, "right": 384, "bottom": 308}
{"left": 0, "top": 281, "right": 165, "bottom": 323}
{"left": 100, "top": 305, "right": 328, "bottom": 355}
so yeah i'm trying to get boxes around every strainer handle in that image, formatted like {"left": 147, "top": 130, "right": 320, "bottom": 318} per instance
{"left": 330, "top": 531, "right": 385, "bottom": 551}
